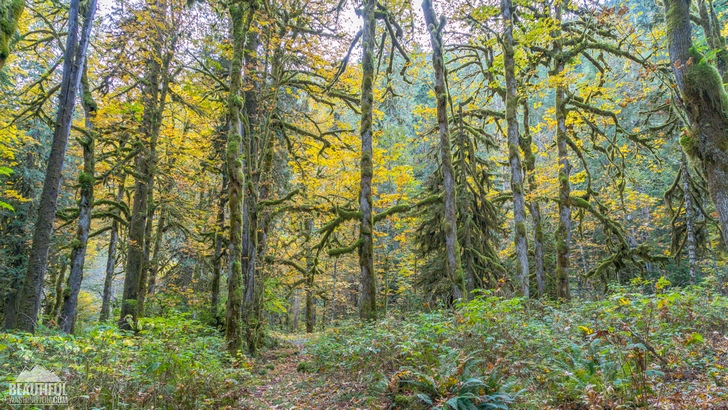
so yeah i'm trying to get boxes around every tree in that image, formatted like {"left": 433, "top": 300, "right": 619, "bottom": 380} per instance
{"left": 502, "top": 0, "right": 529, "bottom": 297}
{"left": 10, "top": 0, "right": 97, "bottom": 332}
{"left": 0, "top": 0, "right": 23, "bottom": 70}
{"left": 58, "top": 65, "right": 97, "bottom": 333}
{"left": 422, "top": 0, "right": 467, "bottom": 301}
{"left": 357, "top": 0, "right": 377, "bottom": 321}
{"left": 119, "top": 0, "right": 179, "bottom": 330}
{"left": 663, "top": 0, "right": 728, "bottom": 250}
{"left": 224, "top": 0, "right": 254, "bottom": 355}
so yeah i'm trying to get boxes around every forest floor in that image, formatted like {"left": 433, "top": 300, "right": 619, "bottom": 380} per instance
{"left": 238, "top": 335, "right": 385, "bottom": 409}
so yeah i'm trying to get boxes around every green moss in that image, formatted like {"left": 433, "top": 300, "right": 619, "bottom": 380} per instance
{"left": 569, "top": 196, "right": 590, "bottom": 209}
{"left": 516, "top": 221, "right": 526, "bottom": 236}
{"left": 83, "top": 89, "right": 97, "bottom": 112}
{"left": 680, "top": 133, "right": 700, "bottom": 158}
{"left": 78, "top": 172, "right": 94, "bottom": 187}
{"left": 684, "top": 48, "right": 728, "bottom": 114}
{"left": 0, "top": 0, "right": 24, "bottom": 67}
{"left": 558, "top": 171, "right": 569, "bottom": 186}
{"left": 665, "top": 0, "right": 689, "bottom": 39}
{"left": 360, "top": 151, "right": 373, "bottom": 176}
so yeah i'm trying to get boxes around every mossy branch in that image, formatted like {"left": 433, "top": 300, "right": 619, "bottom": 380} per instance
{"left": 328, "top": 238, "right": 363, "bottom": 256}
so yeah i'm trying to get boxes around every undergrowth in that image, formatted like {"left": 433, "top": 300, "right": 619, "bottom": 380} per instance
{"left": 0, "top": 312, "right": 250, "bottom": 409}
{"left": 305, "top": 281, "right": 728, "bottom": 409}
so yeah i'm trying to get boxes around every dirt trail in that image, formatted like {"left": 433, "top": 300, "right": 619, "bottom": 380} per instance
{"left": 238, "top": 337, "right": 383, "bottom": 409}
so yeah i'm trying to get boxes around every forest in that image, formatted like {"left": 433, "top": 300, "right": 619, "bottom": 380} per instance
{"left": 1, "top": 0, "right": 728, "bottom": 408}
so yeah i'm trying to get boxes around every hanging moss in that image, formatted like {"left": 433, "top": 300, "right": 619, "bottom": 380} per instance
{"left": 0, "top": 0, "right": 24, "bottom": 69}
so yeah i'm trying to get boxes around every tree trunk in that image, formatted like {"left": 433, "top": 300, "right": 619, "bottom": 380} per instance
{"left": 331, "top": 257, "right": 337, "bottom": 324}
{"left": 58, "top": 66, "right": 96, "bottom": 333}
{"left": 422, "top": 0, "right": 467, "bottom": 301}
{"left": 664, "top": 0, "right": 728, "bottom": 251}
{"left": 100, "top": 176, "right": 125, "bottom": 322}
{"left": 502, "top": 0, "right": 529, "bottom": 298}
{"left": 682, "top": 153, "right": 699, "bottom": 284}
{"left": 241, "top": 30, "right": 264, "bottom": 355}
{"left": 521, "top": 100, "right": 545, "bottom": 297}
{"left": 0, "top": 0, "right": 24, "bottom": 70}
{"left": 305, "top": 275, "right": 314, "bottom": 333}
{"left": 13, "top": 0, "right": 97, "bottom": 333}
{"left": 358, "top": 0, "right": 377, "bottom": 321}
{"left": 211, "top": 169, "right": 227, "bottom": 325}
{"left": 554, "top": 4, "right": 571, "bottom": 300}
{"left": 292, "top": 289, "right": 300, "bottom": 332}
{"left": 50, "top": 255, "right": 68, "bottom": 322}
{"left": 146, "top": 206, "right": 166, "bottom": 295}
{"left": 224, "top": 0, "right": 253, "bottom": 354}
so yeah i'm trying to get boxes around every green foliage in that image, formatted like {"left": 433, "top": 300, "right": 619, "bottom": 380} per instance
{"left": 305, "top": 284, "right": 728, "bottom": 408}
{"left": 0, "top": 312, "right": 250, "bottom": 409}
{"left": 395, "top": 354, "right": 519, "bottom": 409}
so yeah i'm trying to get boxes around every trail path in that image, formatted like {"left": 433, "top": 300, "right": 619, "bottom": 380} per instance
{"left": 238, "top": 336, "right": 384, "bottom": 409}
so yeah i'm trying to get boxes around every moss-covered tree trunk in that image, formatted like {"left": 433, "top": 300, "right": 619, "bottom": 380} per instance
{"left": 145, "top": 205, "right": 165, "bottom": 295}
{"left": 58, "top": 66, "right": 96, "bottom": 333}
{"left": 50, "top": 255, "right": 68, "bottom": 322}
{"left": 553, "top": 4, "right": 571, "bottom": 300}
{"left": 241, "top": 28, "right": 267, "bottom": 354}
{"left": 422, "top": 0, "right": 467, "bottom": 301}
{"left": 0, "top": 0, "right": 24, "bottom": 70}
{"left": 664, "top": 0, "right": 728, "bottom": 251}
{"left": 13, "top": 0, "right": 97, "bottom": 333}
{"left": 305, "top": 219, "right": 315, "bottom": 333}
{"left": 224, "top": 0, "right": 250, "bottom": 355}
{"left": 211, "top": 167, "right": 227, "bottom": 325}
{"left": 358, "top": 0, "right": 377, "bottom": 321}
{"left": 521, "top": 100, "right": 545, "bottom": 297}
{"left": 681, "top": 153, "right": 699, "bottom": 284}
{"left": 502, "top": 0, "right": 529, "bottom": 298}
{"left": 100, "top": 176, "right": 125, "bottom": 322}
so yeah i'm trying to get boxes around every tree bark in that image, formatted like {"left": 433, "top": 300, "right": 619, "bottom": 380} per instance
{"left": 664, "top": 0, "right": 728, "bottom": 251}
{"left": 682, "top": 153, "right": 699, "bottom": 284}
{"left": 554, "top": 4, "right": 571, "bottom": 300}
{"left": 0, "top": 0, "right": 24, "bottom": 70}
{"left": 502, "top": 0, "right": 529, "bottom": 298}
{"left": 100, "top": 175, "right": 125, "bottom": 322}
{"left": 58, "top": 65, "right": 97, "bottom": 333}
{"left": 422, "top": 0, "right": 467, "bottom": 301}
{"left": 50, "top": 255, "right": 68, "bottom": 322}
{"left": 146, "top": 206, "right": 166, "bottom": 295}
{"left": 14, "top": 0, "right": 97, "bottom": 332}
{"left": 358, "top": 0, "right": 377, "bottom": 321}
{"left": 521, "top": 100, "right": 545, "bottom": 297}
{"left": 211, "top": 168, "right": 227, "bottom": 325}
{"left": 225, "top": 0, "right": 253, "bottom": 354}
{"left": 331, "top": 257, "right": 337, "bottom": 324}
